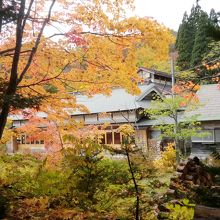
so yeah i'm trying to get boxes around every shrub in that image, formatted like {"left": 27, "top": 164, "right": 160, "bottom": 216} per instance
{"left": 166, "top": 199, "right": 195, "bottom": 220}
{"left": 154, "top": 143, "right": 176, "bottom": 171}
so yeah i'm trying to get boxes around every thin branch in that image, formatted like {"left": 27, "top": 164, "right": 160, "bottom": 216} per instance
{"left": 17, "top": 62, "right": 70, "bottom": 88}
{"left": 21, "top": 0, "right": 35, "bottom": 31}
{"left": 0, "top": 47, "right": 15, "bottom": 56}
{"left": 176, "top": 57, "right": 220, "bottom": 75}
{"left": 1, "top": 49, "right": 32, "bottom": 57}
{"left": 47, "top": 30, "right": 139, "bottom": 40}
{"left": 57, "top": 77, "right": 112, "bottom": 85}
{"left": 17, "top": 0, "right": 56, "bottom": 85}
{"left": 107, "top": 36, "right": 129, "bottom": 46}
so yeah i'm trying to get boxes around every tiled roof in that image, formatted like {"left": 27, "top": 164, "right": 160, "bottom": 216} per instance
{"left": 137, "top": 84, "right": 220, "bottom": 126}
{"left": 71, "top": 83, "right": 171, "bottom": 115}
{"left": 138, "top": 67, "right": 172, "bottom": 78}
{"left": 190, "top": 84, "right": 220, "bottom": 121}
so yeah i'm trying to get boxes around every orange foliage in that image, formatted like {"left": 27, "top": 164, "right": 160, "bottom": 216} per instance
{"left": 1, "top": 0, "right": 174, "bottom": 152}
{"left": 173, "top": 81, "right": 200, "bottom": 107}
{"left": 204, "top": 62, "right": 220, "bottom": 71}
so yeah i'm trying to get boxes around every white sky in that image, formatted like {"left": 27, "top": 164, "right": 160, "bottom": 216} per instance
{"left": 134, "top": 0, "right": 220, "bottom": 31}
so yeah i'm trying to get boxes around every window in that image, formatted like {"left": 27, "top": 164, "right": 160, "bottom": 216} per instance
{"left": 139, "top": 70, "right": 150, "bottom": 80}
{"left": 21, "top": 135, "right": 26, "bottom": 144}
{"left": 17, "top": 134, "right": 44, "bottom": 145}
{"left": 215, "top": 129, "right": 220, "bottom": 142}
{"left": 13, "top": 121, "right": 21, "bottom": 127}
{"left": 100, "top": 126, "right": 122, "bottom": 145}
{"left": 106, "top": 132, "right": 113, "bottom": 144}
{"left": 203, "top": 130, "right": 214, "bottom": 142}
{"left": 114, "top": 132, "right": 121, "bottom": 144}
{"left": 192, "top": 130, "right": 215, "bottom": 143}
{"left": 100, "top": 134, "right": 105, "bottom": 145}
{"left": 150, "top": 130, "right": 161, "bottom": 139}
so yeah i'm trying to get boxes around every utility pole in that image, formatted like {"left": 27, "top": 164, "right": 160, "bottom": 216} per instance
{"left": 170, "top": 50, "right": 180, "bottom": 163}
{"left": 169, "top": 44, "right": 178, "bottom": 96}
{"left": 170, "top": 57, "right": 175, "bottom": 98}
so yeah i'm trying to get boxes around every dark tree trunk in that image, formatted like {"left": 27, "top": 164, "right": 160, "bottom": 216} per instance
{"left": 0, "top": 0, "right": 25, "bottom": 138}
{"left": 0, "top": 0, "right": 55, "bottom": 139}
{"left": 126, "top": 147, "right": 140, "bottom": 220}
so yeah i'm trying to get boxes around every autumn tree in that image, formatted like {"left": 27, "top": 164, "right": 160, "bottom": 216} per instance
{"left": 0, "top": 0, "right": 174, "bottom": 142}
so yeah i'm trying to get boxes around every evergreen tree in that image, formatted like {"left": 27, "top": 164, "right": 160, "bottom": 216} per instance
{"left": 196, "top": 9, "right": 220, "bottom": 82}
{"left": 176, "top": 1, "right": 220, "bottom": 75}
{"left": 207, "top": 9, "right": 220, "bottom": 40}
{"left": 190, "top": 11, "right": 210, "bottom": 67}
{"left": 176, "top": 13, "right": 194, "bottom": 70}
{"left": 209, "top": 8, "right": 218, "bottom": 25}
{"left": 176, "top": 3, "right": 202, "bottom": 70}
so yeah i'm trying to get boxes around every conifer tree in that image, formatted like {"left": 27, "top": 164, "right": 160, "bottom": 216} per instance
{"left": 175, "top": 13, "right": 194, "bottom": 70}
{"left": 207, "top": 9, "right": 220, "bottom": 40}
{"left": 190, "top": 11, "right": 210, "bottom": 67}
{"left": 176, "top": 1, "right": 219, "bottom": 75}
{"left": 176, "top": 3, "right": 201, "bottom": 70}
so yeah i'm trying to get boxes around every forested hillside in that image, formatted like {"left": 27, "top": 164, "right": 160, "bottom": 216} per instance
{"left": 175, "top": 2, "right": 220, "bottom": 82}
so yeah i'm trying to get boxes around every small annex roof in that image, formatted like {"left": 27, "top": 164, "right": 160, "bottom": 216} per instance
{"left": 138, "top": 67, "right": 172, "bottom": 79}
{"left": 137, "top": 83, "right": 171, "bottom": 102}
{"left": 72, "top": 82, "right": 171, "bottom": 115}
{"left": 189, "top": 84, "right": 220, "bottom": 121}
{"left": 135, "top": 117, "right": 175, "bottom": 127}
{"left": 136, "top": 84, "right": 161, "bottom": 101}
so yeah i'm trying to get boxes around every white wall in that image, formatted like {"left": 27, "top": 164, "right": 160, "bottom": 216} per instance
{"left": 85, "top": 114, "right": 98, "bottom": 124}
{"left": 72, "top": 115, "right": 84, "bottom": 122}
{"left": 128, "top": 111, "right": 137, "bottom": 121}
{"left": 112, "top": 112, "right": 129, "bottom": 123}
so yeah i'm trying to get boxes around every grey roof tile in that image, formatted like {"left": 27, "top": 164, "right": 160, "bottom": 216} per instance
{"left": 72, "top": 83, "right": 171, "bottom": 115}
{"left": 188, "top": 84, "right": 220, "bottom": 121}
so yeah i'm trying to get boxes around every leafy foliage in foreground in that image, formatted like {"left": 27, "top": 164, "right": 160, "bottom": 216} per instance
{"left": 154, "top": 143, "right": 176, "bottom": 171}
{"left": 165, "top": 199, "right": 195, "bottom": 220}
{"left": 0, "top": 149, "right": 173, "bottom": 219}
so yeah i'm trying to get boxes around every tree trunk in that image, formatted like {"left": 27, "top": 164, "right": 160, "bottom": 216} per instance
{"left": 174, "top": 114, "right": 180, "bottom": 163}
{"left": 126, "top": 147, "right": 140, "bottom": 220}
{"left": 0, "top": 0, "right": 55, "bottom": 139}
{"left": 0, "top": 0, "right": 25, "bottom": 139}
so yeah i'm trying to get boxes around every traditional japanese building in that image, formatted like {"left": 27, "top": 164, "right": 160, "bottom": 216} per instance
{"left": 70, "top": 67, "right": 173, "bottom": 152}
{"left": 6, "top": 68, "right": 220, "bottom": 158}
{"left": 6, "top": 68, "right": 172, "bottom": 153}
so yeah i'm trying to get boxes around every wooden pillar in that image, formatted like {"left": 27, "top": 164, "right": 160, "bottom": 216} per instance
{"left": 12, "top": 136, "right": 18, "bottom": 153}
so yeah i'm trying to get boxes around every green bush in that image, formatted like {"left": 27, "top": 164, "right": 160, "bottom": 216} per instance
{"left": 0, "top": 150, "right": 172, "bottom": 219}
{"left": 166, "top": 199, "right": 195, "bottom": 220}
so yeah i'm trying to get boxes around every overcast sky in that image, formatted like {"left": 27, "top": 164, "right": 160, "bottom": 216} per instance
{"left": 134, "top": 0, "right": 220, "bottom": 31}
